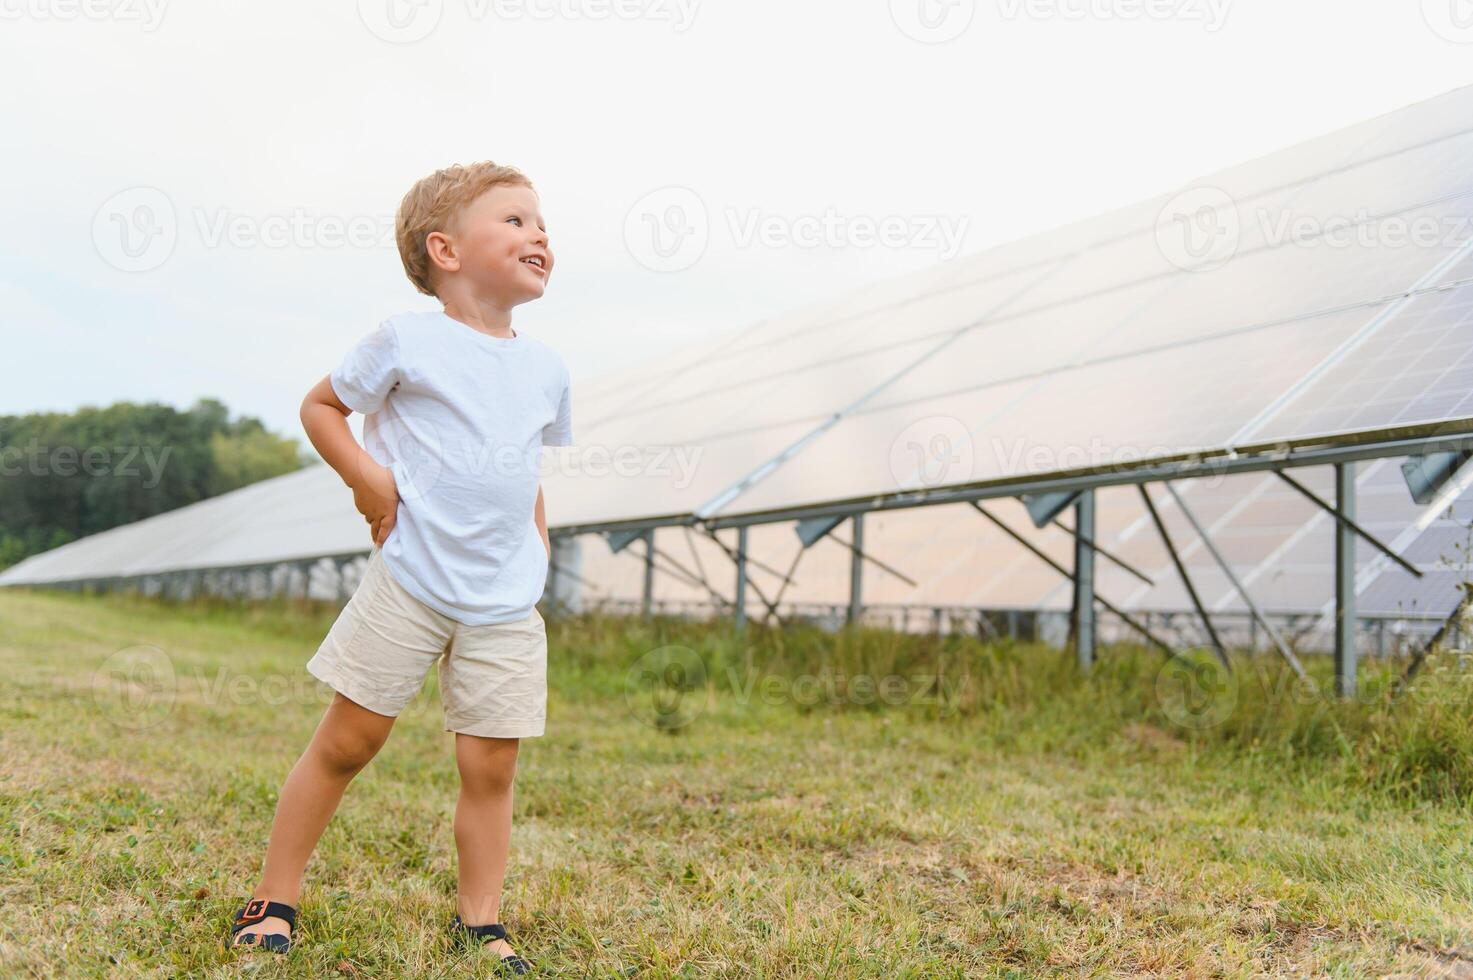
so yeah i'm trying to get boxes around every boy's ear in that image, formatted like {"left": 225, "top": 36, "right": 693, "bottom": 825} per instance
{"left": 424, "top": 230, "right": 460, "bottom": 278}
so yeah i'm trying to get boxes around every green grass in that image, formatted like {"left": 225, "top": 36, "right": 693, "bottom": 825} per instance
{"left": 2, "top": 588, "right": 1472, "bottom": 977}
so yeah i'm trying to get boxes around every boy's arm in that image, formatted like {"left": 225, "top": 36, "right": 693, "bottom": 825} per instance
{"left": 300, "top": 375, "right": 399, "bottom": 547}
{"left": 535, "top": 484, "right": 550, "bottom": 560}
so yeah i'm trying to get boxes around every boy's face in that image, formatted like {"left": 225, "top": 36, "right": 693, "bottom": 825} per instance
{"left": 438, "top": 183, "right": 552, "bottom": 305}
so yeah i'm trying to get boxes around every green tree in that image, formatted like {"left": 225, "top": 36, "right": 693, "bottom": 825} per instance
{"left": 0, "top": 399, "right": 308, "bottom": 570}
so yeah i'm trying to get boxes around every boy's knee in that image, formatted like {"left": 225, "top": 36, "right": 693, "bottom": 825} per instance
{"left": 457, "top": 740, "right": 519, "bottom": 795}
{"left": 315, "top": 726, "right": 387, "bottom": 775}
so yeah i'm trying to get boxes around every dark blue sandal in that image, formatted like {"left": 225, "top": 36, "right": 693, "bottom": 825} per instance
{"left": 451, "top": 914, "right": 534, "bottom": 974}
{"left": 225, "top": 898, "right": 297, "bottom": 953}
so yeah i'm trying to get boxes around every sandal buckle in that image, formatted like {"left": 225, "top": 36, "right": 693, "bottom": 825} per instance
{"left": 242, "top": 899, "right": 268, "bottom": 922}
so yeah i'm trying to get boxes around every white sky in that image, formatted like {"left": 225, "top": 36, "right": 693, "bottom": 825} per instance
{"left": 1, "top": 0, "right": 1471, "bottom": 440}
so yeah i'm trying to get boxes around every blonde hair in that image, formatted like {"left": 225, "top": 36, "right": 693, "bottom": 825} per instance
{"left": 395, "top": 161, "right": 535, "bottom": 297}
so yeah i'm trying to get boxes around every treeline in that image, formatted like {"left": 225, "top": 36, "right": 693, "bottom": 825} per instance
{"left": 0, "top": 399, "right": 308, "bottom": 569}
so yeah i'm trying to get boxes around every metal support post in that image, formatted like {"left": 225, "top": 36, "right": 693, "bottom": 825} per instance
{"left": 848, "top": 513, "right": 864, "bottom": 625}
{"left": 734, "top": 526, "right": 748, "bottom": 633}
{"left": 641, "top": 529, "right": 655, "bottom": 618}
{"left": 1073, "top": 490, "right": 1097, "bottom": 671}
{"left": 1335, "top": 463, "right": 1357, "bottom": 698}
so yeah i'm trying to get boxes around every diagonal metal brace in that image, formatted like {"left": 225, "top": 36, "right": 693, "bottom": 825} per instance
{"left": 1395, "top": 585, "right": 1473, "bottom": 693}
{"left": 1163, "top": 483, "right": 1307, "bottom": 680}
{"left": 1050, "top": 517, "right": 1155, "bottom": 587}
{"left": 699, "top": 528, "right": 788, "bottom": 625}
{"left": 795, "top": 515, "right": 918, "bottom": 588}
{"left": 1275, "top": 471, "right": 1423, "bottom": 579}
{"left": 1138, "top": 485, "right": 1231, "bottom": 671}
{"left": 969, "top": 501, "right": 1174, "bottom": 657}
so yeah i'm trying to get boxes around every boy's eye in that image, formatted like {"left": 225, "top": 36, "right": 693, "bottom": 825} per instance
{"left": 507, "top": 216, "right": 522, "bottom": 226}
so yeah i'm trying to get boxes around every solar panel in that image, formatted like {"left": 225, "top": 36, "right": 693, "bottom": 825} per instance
{"left": 1241, "top": 279, "right": 1473, "bottom": 445}
{"left": 0, "top": 465, "right": 361, "bottom": 584}
{"left": 714, "top": 303, "right": 1391, "bottom": 518}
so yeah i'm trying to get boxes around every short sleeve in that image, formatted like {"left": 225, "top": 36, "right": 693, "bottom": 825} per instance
{"left": 542, "top": 364, "right": 573, "bottom": 446}
{"left": 330, "top": 322, "right": 400, "bottom": 415}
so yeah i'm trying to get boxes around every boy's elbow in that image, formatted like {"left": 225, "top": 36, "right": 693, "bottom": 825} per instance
{"left": 301, "top": 378, "right": 351, "bottom": 424}
{"left": 299, "top": 393, "right": 318, "bottom": 428}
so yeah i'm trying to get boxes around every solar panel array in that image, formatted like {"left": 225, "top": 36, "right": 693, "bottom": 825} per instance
{"left": 544, "top": 84, "right": 1473, "bottom": 529}
{"left": 5, "top": 85, "right": 1473, "bottom": 630}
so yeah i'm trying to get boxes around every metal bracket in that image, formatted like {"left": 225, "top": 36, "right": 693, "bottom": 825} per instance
{"left": 1022, "top": 491, "right": 1079, "bottom": 528}
{"left": 1401, "top": 450, "right": 1473, "bottom": 505}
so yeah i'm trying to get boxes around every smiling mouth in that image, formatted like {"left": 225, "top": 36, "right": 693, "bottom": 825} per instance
{"left": 520, "top": 256, "right": 546, "bottom": 276}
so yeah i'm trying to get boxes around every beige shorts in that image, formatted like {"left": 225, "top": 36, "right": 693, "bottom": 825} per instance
{"left": 306, "top": 549, "right": 547, "bottom": 738}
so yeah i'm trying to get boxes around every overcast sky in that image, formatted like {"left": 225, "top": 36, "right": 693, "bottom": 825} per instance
{"left": 2, "top": 0, "right": 1471, "bottom": 439}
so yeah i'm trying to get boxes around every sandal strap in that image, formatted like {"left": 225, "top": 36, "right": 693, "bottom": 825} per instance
{"left": 453, "top": 915, "right": 509, "bottom": 941}
{"left": 233, "top": 898, "right": 298, "bottom": 932}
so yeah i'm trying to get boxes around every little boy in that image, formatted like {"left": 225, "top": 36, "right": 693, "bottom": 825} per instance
{"left": 225, "top": 161, "right": 571, "bottom": 975}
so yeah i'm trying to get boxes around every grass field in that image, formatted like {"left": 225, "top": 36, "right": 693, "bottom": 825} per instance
{"left": 2, "top": 588, "right": 1473, "bottom": 978}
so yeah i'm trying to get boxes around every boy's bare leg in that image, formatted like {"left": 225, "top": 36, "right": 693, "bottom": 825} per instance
{"left": 230, "top": 692, "right": 397, "bottom": 946}
{"left": 453, "top": 733, "right": 521, "bottom": 959}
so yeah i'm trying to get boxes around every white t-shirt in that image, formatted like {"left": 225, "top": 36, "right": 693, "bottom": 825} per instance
{"left": 329, "top": 310, "right": 573, "bottom": 625}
